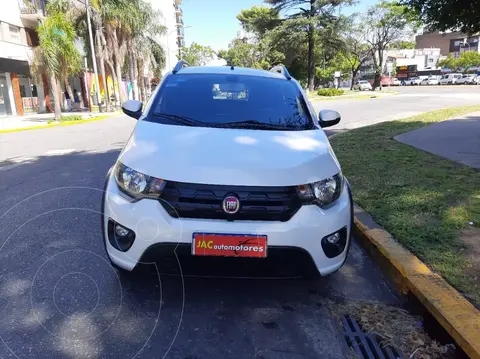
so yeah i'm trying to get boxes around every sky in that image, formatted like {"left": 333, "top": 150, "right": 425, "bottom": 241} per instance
{"left": 181, "top": 0, "right": 378, "bottom": 51}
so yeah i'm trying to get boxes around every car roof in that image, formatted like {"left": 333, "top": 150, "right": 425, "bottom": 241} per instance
{"left": 171, "top": 66, "right": 288, "bottom": 80}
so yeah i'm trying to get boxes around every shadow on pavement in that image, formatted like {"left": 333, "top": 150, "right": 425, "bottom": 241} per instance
{"left": 0, "top": 149, "right": 398, "bottom": 359}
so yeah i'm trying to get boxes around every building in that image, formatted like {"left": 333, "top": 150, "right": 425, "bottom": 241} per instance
{"left": 147, "top": 0, "right": 184, "bottom": 74}
{"left": 416, "top": 31, "right": 480, "bottom": 58}
{"left": 0, "top": 0, "right": 48, "bottom": 117}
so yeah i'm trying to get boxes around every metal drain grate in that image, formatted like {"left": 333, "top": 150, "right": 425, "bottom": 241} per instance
{"left": 341, "top": 314, "right": 403, "bottom": 359}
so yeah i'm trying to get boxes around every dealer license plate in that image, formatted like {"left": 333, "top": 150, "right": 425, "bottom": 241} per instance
{"left": 192, "top": 233, "right": 267, "bottom": 258}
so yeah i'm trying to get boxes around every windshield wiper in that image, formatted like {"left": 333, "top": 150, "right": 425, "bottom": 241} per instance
{"left": 154, "top": 113, "right": 208, "bottom": 127}
{"left": 215, "top": 120, "right": 292, "bottom": 130}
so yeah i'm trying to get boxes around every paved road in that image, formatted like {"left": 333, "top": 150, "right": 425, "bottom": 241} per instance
{"left": 312, "top": 85, "right": 480, "bottom": 133}
{"left": 1, "top": 86, "right": 474, "bottom": 358}
{"left": 0, "top": 117, "right": 399, "bottom": 359}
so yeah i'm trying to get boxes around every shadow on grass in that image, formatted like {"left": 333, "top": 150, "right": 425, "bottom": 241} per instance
{"left": 330, "top": 108, "right": 480, "bottom": 306}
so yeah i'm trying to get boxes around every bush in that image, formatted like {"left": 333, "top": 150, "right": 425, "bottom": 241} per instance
{"left": 59, "top": 115, "right": 83, "bottom": 122}
{"left": 316, "top": 88, "right": 344, "bottom": 97}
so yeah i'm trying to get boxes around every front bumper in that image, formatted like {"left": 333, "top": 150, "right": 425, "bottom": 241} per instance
{"left": 101, "top": 172, "right": 353, "bottom": 276}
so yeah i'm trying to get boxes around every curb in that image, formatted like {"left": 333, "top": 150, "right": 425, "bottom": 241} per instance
{"left": 0, "top": 112, "right": 122, "bottom": 134}
{"left": 353, "top": 204, "right": 480, "bottom": 359}
{"left": 309, "top": 92, "right": 398, "bottom": 102}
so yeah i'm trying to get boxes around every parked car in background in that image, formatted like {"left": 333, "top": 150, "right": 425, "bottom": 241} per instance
{"left": 439, "top": 73, "right": 463, "bottom": 85}
{"left": 404, "top": 77, "right": 422, "bottom": 86}
{"left": 420, "top": 77, "right": 440, "bottom": 86}
{"left": 474, "top": 76, "right": 480, "bottom": 85}
{"left": 353, "top": 80, "right": 372, "bottom": 91}
{"left": 455, "top": 74, "right": 477, "bottom": 85}
{"left": 391, "top": 78, "right": 402, "bottom": 86}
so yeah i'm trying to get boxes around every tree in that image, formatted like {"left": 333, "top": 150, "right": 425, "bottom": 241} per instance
{"left": 180, "top": 43, "right": 216, "bottom": 66}
{"left": 389, "top": 40, "right": 415, "bottom": 49}
{"left": 401, "top": 0, "right": 480, "bottom": 34}
{"left": 32, "top": 0, "right": 82, "bottom": 121}
{"left": 218, "top": 38, "right": 284, "bottom": 69}
{"left": 237, "top": 6, "right": 280, "bottom": 37}
{"left": 314, "top": 53, "right": 350, "bottom": 87}
{"left": 265, "top": 0, "right": 352, "bottom": 92}
{"left": 438, "top": 54, "right": 457, "bottom": 70}
{"left": 455, "top": 51, "right": 480, "bottom": 70}
{"left": 341, "top": 21, "right": 373, "bottom": 89}
{"left": 362, "top": 1, "right": 418, "bottom": 89}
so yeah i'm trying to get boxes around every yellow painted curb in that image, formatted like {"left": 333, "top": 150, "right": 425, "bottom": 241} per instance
{"left": 354, "top": 211, "right": 480, "bottom": 359}
{"left": 0, "top": 112, "right": 121, "bottom": 134}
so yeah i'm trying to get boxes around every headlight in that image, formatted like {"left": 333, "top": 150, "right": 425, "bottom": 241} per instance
{"left": 114, "top": 162, "right": 165, "bottom": 199}
{"left": 296, "top": 172, "right": 344, "bottom": 208}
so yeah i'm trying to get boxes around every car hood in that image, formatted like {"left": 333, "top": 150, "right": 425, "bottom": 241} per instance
{"left": 118, "top": 121, "right": 341, "bottom": 186}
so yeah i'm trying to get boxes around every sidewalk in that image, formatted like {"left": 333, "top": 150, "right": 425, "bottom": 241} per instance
{"left": 0, "top": 110, "right": 120, "bottom": 132}
{"left": 395, "top": 111, "right": 480, "bottom": 169}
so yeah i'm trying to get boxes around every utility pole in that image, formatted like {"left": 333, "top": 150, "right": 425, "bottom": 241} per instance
{"left": 85, "top": 0, "right": 103, "bottom": 112}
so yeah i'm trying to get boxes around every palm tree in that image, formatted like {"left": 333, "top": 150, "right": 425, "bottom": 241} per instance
{"left": 32, "top": 0, "right": 82, "bottom": 121}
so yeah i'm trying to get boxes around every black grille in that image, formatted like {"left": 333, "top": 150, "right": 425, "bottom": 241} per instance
{"left": 159, "top": 181, "right": 301, "bottom": 221}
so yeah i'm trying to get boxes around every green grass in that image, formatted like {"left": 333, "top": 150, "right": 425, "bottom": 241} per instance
{"left": 308, "top": 89, "right": 398, "bottom": 101}
{"left": 330, "top": 105, "right": 480, "bottom": 304}
{"left": 59, "top": 114, "right": 83, "bottom": 122}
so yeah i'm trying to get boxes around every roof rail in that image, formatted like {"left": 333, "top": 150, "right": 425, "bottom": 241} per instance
{"left": 270, "top": 65, "right": 291, "bottom": 80}
{"left": 172, "top": 60, "right": 190, "bottom": 74}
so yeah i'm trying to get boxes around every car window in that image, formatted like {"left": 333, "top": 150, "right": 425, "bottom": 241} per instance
{"left": 148, "top": 73, "right": 314, "bottom": 130}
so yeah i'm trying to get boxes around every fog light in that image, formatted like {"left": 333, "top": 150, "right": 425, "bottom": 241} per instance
{"left": 115, "top": 224, "right": 129, "bottom": 237}
{"left": 326, "top": 232, "right": 341, "bottom": 244}
{"left": 321, "top": 227, "right": 348, "bottom": 258}
{"left": 107, "top": 219, "right": 135, "bottom": 252}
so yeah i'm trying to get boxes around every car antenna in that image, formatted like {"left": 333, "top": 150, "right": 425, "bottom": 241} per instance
{"left": 230, "top": 64, "right": 234, "bottom": 70}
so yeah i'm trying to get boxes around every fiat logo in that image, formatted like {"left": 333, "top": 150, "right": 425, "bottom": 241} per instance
{"left": 222, "top": 195, "right": 240, "bottom": 214}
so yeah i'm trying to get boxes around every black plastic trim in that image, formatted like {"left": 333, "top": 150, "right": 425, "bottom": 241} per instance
{"left": 159, "top": 181, "right": 302, "bottom": 222}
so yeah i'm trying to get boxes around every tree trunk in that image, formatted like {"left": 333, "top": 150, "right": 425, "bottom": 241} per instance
{"left": 128, "top": 42, "right": 139, "bottom": 101}
{"left": 307, "top": 0, "right": 316, "bottom": 92}
{"left": 56, "top": 78, "right": 65, "bottom": 111}
{"left": 137, "top": 58, "right": 147, "bottom": 102}
{"left": 111, "top": 29, "right": 126, "bottom": 103}
{"left": 106, "top": 60, "right": 119, "bottom": 108}
{"left": 307, "top": 25, "right": 315, "bottom": 92}
{"left": 351, "top": 67, "right": 359, "bottom": 90}
{"left": 96, "top": 31, "right": 110, "bottom": 112}
{"left": 372, "top": 47, "right": 384, "bottom": 90}
{"left": 64, "top": 77, "right": 74, "bottom": 110}
{"left": 42, "top": 71, "right": 52, "bottom": 113}
{"left": 49, "top": 75, "right": 61, "bottom": 121}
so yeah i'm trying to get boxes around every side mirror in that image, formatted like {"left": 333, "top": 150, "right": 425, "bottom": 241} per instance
{"left": 122, "top": 100, "right": 143, "bottom": 120}
{"left": 318, "top": 109, "right": 341, "bottom": 128}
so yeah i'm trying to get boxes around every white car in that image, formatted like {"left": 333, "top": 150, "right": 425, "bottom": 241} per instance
{"left": 404, "top": 77, "right": 422, "bottom": 86}
{"left": 456, "top": 74, "right": 477, "bottom": 85}
{"left": 102, "top": 63, "right": 353, "bottom": 278}
{"left": 439, "top": 73, "right": 463, "bottom": 85}
{"left": 392, "top": 78, "right": 402, "bottom": 86}
{"left": 420, "top": 77, "right": 439, "bottom": 86}
{"left": 353, "top": 80, "right": 372, "bottom": 91}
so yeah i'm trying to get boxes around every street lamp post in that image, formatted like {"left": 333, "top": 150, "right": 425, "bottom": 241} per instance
{"left": 85, "top": 0, "right": 102, "bottom": 112}
{"left": 462, "top": 39, "right": 471, "bottom": 52}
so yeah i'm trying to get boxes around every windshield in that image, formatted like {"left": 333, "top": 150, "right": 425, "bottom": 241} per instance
{"left": 148, "top": 73, "right": 314, "bottom": 131}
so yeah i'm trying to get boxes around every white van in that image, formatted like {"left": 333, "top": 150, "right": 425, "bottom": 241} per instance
{"left": 439, "top": 73, "right": 463, "bottom": 85}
